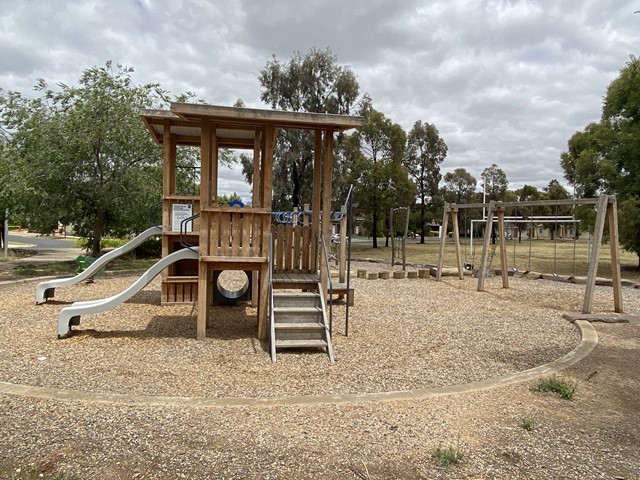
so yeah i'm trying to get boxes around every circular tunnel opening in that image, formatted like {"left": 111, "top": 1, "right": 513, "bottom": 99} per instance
{"left": 212, "top": 270, "right": 251, "bottom": 304}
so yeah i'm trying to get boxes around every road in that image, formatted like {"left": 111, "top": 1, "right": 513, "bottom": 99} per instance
{"left": 6, "top": 232, "right": 84, "bottom": 262}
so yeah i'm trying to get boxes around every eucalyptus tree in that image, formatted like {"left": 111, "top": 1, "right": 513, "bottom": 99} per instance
{"left": 403, "top": 121, "right": 448, "bottom": 243}
{"left": 344, "top": 106, "right": 415, "bottom": 248}
{"left": 561, "top": 56, "right": 640, "bottom": 263}
{"left": 0, "top": 62, "right": 163, "bottom": 256}
{"left": 247, "top": 47, "right": 360, "bottom": 210}
{"left": 443, "top": 168, "right": 476, "bottom": 204}
{"left": 481, "top": 163, "right": 509, "bottom": 201}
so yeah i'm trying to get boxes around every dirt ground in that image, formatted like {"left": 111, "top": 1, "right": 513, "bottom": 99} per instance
{"left": 0, "top": 272, "right": 638, "bottom": 479}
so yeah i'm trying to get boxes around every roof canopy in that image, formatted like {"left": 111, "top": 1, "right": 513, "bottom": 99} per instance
{"left": 140, "top": 103, "right": 364, "bottom": 148}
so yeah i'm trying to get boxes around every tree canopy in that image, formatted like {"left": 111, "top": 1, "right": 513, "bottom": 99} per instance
{"left": 561, "top": 56, "right": 640, "bottom": 263}
{"left": 0, "top": 62, "right": 164, "bottom": 256}
{"left": 403, "top": 121, "right": 447, "bottom": 243}
{"left": 243, "top": 47, "right": 360, "bottom": 210}
{"left": 481, "top": 164, "right": 509, "bottom": 201}
{"left": 344, "top": 105, "right": 415, "bottom": 247}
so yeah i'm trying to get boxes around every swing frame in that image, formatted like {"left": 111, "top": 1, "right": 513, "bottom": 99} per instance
{"left": 437, "top": 195, "right": 623, "bottom": 315}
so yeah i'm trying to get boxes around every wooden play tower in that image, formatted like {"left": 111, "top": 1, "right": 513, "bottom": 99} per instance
{"left": 140, "top": 103, "right": 363, "bottom": 354}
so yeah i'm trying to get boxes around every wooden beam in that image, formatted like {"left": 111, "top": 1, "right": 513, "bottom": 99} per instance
{"left": 477, "top": 201, "right": 496, "bottom": 291}
{"left": 257, "top": 264, "right": 269, "bottom": 340}
{"left": 197, "top": 262, "right": 210, "bottom": 340}
{"left": 451, "top": 207, "right": 464, "bottom": 280}
{"left": 262, "top": 126, "right": 275, "bottom": 210}
{"left": 607, "top": 198, "right": 623, "bottom": 313}
{"left": 200, "top": 121, "right": 212, "bottom": 208}
{"left": 436, "top": 208, "right": 449, "bottom": 282}
{"left": 496, "top": 205, "right": 509, "bottom": 288}
{"left": 211, "top": 123, "right": 218, "bottom": 201}
{"left": 444, "top": 198, "right": 602, "bottom": 210}
{"left": 583, "top": 194, "right": 608, "bottom": 314}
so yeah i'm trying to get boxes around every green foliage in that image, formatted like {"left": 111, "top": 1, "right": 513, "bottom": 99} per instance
{"left": 561, "top": 56, "right": 640, "bottom": 262}
{"left": 535, "top": 376, "right": 576, "bottom": 400}
{"left": 432, "top": 444, "right": 464, "bottom": 466}
{"left": 519, "top": 416, "right": 536, "bottom": 431}
{"left": 481, "top": 163, "right": 509, "bottom": 201}
{"left": 0, "top": 62, "right": 164, "bottom": 257}
{"left": 345, "top": 106, "right": 415, "bottom": 247}
{"left": 443, "top": 168, "right": 477, "bottom": 204}
{"left": 404, "top": 120, "right": 448, "bottom": 242}
{"left": 244, "top": 47, "right": 360, "bottom": 210}
{"left": 617, "top": 197, "right": 640, "bottom": 266}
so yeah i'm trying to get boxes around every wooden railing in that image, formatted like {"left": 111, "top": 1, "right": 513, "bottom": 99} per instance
{"left": 199, "top": 206, "right": 270, "bottom": 261}
{"left": 271, "top": 223, "right": 316, "bottom": 273}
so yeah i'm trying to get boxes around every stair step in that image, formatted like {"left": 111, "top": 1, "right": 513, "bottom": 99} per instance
{"left": 275, "top": 322, "right": 324, "bottom": 331}
{"left": 273, "top": 306, "right": 322, "bottom": 323}
{"left": 272, "top": 292, "right": 320, "bottom": 308}
{"left": 273, "top": 306, "right": 321, "bottom": 314}
{"left": 275, "top": 339, "right": 328, "bottom": 349}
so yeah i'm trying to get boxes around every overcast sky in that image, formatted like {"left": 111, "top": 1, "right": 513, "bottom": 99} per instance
{"left": 1, "top": 0, "right": 638, "bottom": 201}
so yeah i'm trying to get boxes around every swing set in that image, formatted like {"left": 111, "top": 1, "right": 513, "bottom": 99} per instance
{"left": 436, "top": 194, "right": 623, "bottom": 315}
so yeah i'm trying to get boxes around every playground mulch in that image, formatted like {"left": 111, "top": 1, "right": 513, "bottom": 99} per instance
{"left": 0, "top": 263, "right": 639, "bottom": 479}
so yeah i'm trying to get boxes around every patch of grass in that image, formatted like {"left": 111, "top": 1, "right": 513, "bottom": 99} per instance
{"left": 535, "top": 376, "right": 577, "bottom": 400}
{"left": 432, "top": 444, "right": 464, "bottom": 467}
{"left": 519, "top": 416, "right": 536, "bottom": 431}
{"left": 13, "top": 262, "right": 77, "bottom": 277}
{"left": 0, "top": 462, "right": 78, "bottom": 480}
{"left": 73, "top": 237, "right": 129, "bottom": 249}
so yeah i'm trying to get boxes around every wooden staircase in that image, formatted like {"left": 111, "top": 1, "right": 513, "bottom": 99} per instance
{"left": 270, "top": 284, "right": 334, "bottom": 363}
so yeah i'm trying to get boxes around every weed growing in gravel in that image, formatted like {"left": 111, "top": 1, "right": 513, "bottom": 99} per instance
{"left": 535, "top": 376, "right": 577, "bottom": 400}
{"left": 432, "top": 444, "right": 464, "bottom": 466}
{"left": 3, "top": 463, "right": 78, "bottom": 480}
{"left": 519, "top": 416, "right": 536, "bottom": 431}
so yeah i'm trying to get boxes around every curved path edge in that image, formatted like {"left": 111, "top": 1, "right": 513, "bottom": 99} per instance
{"left": 0, "top": 321, "right": 598, "bottom": 408}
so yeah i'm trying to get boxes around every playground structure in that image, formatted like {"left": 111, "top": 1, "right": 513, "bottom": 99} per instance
{"left": 48, "top": 102, "right": 363, "bottom": 362}
{"left": 436, "top": 195, "right": 623, "bottom": 314}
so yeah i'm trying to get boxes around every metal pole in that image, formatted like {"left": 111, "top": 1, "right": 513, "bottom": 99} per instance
{"left": 3, "top": 208, "right": 8, "bottom": 257}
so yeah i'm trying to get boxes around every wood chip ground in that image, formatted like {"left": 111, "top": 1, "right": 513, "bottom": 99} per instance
{"left": 0, "top": 261, "right": 638, "bottom": 479}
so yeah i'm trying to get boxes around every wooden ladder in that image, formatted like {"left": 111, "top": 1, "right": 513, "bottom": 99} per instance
{"left": 269, "top": 284, "right": 334, "bottom": 363}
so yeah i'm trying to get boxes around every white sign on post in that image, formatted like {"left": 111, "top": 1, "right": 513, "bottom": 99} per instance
{"left": 172, "top": 204, "right": 193, "bottom": 232}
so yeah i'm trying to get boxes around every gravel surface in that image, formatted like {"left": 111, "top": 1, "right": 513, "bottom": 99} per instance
{"left": 0, "top": 261, "right": 638, "bottom": 479}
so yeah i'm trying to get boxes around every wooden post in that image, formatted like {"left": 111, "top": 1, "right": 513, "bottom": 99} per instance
{"left": 197, "top": 262, "right": 210, "bottom": 340}
{"left": 251, "top": 128, "right": 262, "bottom": 308}
{"left": 451, "top": 205, "right": 464, "bottom": 280}
{"left": 607, "top": 198, "right": 623, "bottom": 313}
{"left": 477, "top": 201, "right": 496, "bottom": 291}
{"left": 200, "top": 121, "right": 212, "bottom": 208}
{"left": 496, "top": 204, "right": 509, "bottom": 289}
{"left": 257, "top": 263, "right": 269, "bottom": 340}
{"left": 311, "top": 130, "right": 322, "bottom": 272}
{"left": 436, "top": 206, "right": 450, "bottom": 281}
{"left": 583, "top": 194, "right": 608, "bottom": 314}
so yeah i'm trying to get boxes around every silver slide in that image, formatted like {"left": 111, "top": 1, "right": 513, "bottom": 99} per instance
{"left": 57, "top": 247, "right": 199, "bottom": 338}
{"left": 36, "top": 225, "right": 162, "bottom": 304}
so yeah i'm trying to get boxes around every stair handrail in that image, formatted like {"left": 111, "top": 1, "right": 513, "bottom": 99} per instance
{"left": 179, "top": 212, "right": 200, "bottom": 251}
{"left": 268, "top": 232, "right": 276, "bottom": 363}
{"left": 319, "top": 232, "right": 334, "bottom": 337}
